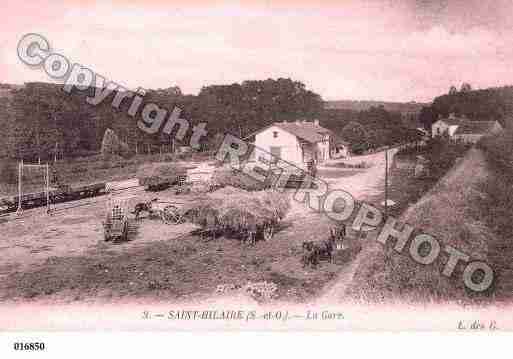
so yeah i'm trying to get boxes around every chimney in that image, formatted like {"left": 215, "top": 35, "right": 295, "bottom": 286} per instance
{"left": 314, "top": 119, "right": 320, "bottom": 126}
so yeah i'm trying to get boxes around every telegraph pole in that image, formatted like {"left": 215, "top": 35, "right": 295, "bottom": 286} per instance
{"left": 385, "top": 147, "right": 389, "bottom": 219}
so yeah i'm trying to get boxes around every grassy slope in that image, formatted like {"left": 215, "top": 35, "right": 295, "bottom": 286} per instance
{"left": 347, "top": 148, "right": 503, "bottom": 303}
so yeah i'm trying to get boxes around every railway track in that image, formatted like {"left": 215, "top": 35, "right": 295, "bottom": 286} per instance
{"left": 0, "top": 179, "right": 145, "bottom": 222}
{"left": 0, "top": 168, "right": 208, "bottom": 222}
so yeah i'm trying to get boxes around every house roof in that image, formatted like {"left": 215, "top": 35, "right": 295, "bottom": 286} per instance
{"left": 453, "top": 121, "right": 499, "bottom": 135}
{"left": 435, "top": 113, "right": 472, "bottom": 126}
{"left": 245, "top": 120, "right": 335, "bottom": 144}
{"left": 437, "top": 117, "right": 463, "bottom": 126}
{"left": 273, "top": 122, "right": 333, "bottom": 143}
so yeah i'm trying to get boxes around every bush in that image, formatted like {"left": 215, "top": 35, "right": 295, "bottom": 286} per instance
{"left": 330, "top": 161, "right": 369, "bottom": 169}
{"left": 0, "top": 160, "right": 18, "bottom": 184}
{"left": 159, "top": 153, "right": 175, "bottom": 162}
{"left": 70, "top": 165, "right": 88, "bottom": 174}
{"left": 101, "top": 129, "right": 132, "bottom": 160}
{"left": 478, "top": 130, "right": 513, "bottom": 238}
{"left": 424, "top": 137, "right": 471, "bottom": 178}
{"left": 479, "top": 130, "right": 513, "bottom": 173}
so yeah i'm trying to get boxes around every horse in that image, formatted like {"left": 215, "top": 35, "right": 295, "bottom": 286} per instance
{"left": 131, "top": 198, "right": 159, "bottom": 220}
{"left": 301, "top": 228, "right": 340, "bottom": 268}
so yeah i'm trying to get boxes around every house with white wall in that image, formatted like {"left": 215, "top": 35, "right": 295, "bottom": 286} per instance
{"left": 453, "top": 120, "right": 503, "bottom": 143}
{"left": 431, "top": 113, "right": 463, "bottom": 137}
{"left": 247, "top": 120, "right": 335, "bottom": 168}
{"left": 431, "top": 113, "right": 503, "bottom": 143}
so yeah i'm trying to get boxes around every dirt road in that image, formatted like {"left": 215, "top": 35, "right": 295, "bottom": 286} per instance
{"left": 321, "top": 149, "right": 397, "bottom": 199}
{"left": 314, "top": 149, "right": 397, "bottom": 304}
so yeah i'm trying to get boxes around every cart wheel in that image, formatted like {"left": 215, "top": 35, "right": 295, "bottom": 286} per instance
{"left": 161, "top": 205, "right": 183, "bottom": 224}
{"left": 262, "top": 225, "right": 274, "bottom": 241}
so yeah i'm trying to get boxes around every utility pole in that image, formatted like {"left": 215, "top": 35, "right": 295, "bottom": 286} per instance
{"left": 46, "top": 163, "right": 50, "bottom": 214}
{"left": 17, "top": 160, "right": 23, "bottom": 215}
{"left": 54, "top": 142, "right": 58, "bottom": 163}
{"left": 385, "top": 147, "right": 389, "bottom": 219}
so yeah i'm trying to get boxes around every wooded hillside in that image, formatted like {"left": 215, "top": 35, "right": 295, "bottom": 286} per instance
{"left": 419, "top": 85, "right": 513, "bottom": 130}
{"left": 0, "top": 78, "right": 420, "bottom": 161}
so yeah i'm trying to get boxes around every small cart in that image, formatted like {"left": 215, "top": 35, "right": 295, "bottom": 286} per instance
{"left": 103, "top": 197, "right": 138, "bottom": 242}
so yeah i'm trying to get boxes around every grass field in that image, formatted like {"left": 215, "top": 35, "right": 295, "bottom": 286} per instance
{"left": 365, "top": 165, "right": 438, "bottom": 217}
{"left": 0, "top": 231, "right": 354, "bottom": 303}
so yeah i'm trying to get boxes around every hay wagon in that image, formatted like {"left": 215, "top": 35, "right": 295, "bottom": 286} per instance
{"left": 137, "top": 163, "right": 188, "bottom": 192}
{"left": 187, "top": 188, "right": 290, "bottom": 244}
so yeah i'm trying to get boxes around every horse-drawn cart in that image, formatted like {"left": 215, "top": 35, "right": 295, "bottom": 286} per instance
{"left": 133, "top": 198, "right": 192, "bottom": 225}
{"left": 150, "top": 201, "right": 188, "bottom": 225}
{"left": 137, "top": 163, "right": 188, "bottom": 192}
{"left": 186, "top": 188, "right": 290, "bottom": 244}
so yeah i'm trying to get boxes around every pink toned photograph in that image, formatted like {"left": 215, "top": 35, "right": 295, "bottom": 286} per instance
{"left": 1, "top": 0, "right": 512, "bottom": 342}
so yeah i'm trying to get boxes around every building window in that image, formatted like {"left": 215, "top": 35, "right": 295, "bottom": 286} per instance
{"left": 270, "top": 146, "right": 281, "bottom": 164}
{"left": 273, "top": 131, "right": 278, "bottom": 138}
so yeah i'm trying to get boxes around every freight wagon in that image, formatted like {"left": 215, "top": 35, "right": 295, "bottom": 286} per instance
{"left": 0, "top": 182, "right": 108, "bottom": 215}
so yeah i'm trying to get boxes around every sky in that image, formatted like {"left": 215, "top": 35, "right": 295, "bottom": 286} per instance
{"left": 1, "top": 0, "right": 513, "bottom": 102}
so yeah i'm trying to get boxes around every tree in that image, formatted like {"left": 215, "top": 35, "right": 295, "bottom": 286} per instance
{"left": 460, "top": 83, "right": 472, "bottom": 93}
{"left": 3, "top": 78, "right": 325, "bottom": 159}
{"left": 419, "top": 106, "right": 437, "bottom": 131}
{"left": 10, "top": 83, "right": 62, "bottom": 161}
{"left": 197, "top": 78, "right": 323, "bottom": 142}
{"left": 341, "top": 121, "right": 368, "bottom": 149}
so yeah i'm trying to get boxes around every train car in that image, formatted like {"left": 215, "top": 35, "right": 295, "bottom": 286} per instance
{"left": 11, "top": 188, "right": 61, "bottom": 211}
{"left": 0, "top": 197, "right": 14, "bottom": 215}
{"left": 64, "top": 182, "right": 107, "bottom": 200}
{"left": 0, "top": 181, "right": 108, "bottom": 215}
{"left": 0, "top": 192, "right": 45, "bottom": 215}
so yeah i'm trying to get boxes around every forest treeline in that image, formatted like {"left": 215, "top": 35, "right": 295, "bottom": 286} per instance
{"left": 0, "top": 78, "right": 422, "bottom": 161}
{"left": 419, "top": 85, "right": 513, "bottom": 130}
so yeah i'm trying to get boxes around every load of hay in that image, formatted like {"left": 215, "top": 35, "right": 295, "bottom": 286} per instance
{"left": 186, "top": 186, "right": 291, "bottom": 237}
{"left": 101, "top": 128, "right": 131, "bottom": 160}
{"left": 211, "top": 168, "right": 271, "bottom": 191}
{"left": 210, "top": 166, "right": 311, "bottom": 191}
{"left": 137, "top": 162, "right": 187, "bottom": 188}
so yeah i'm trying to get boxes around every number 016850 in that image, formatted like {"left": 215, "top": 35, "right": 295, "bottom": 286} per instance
{"left": 13, "top": 342, "right": 46, "bottom": 351}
